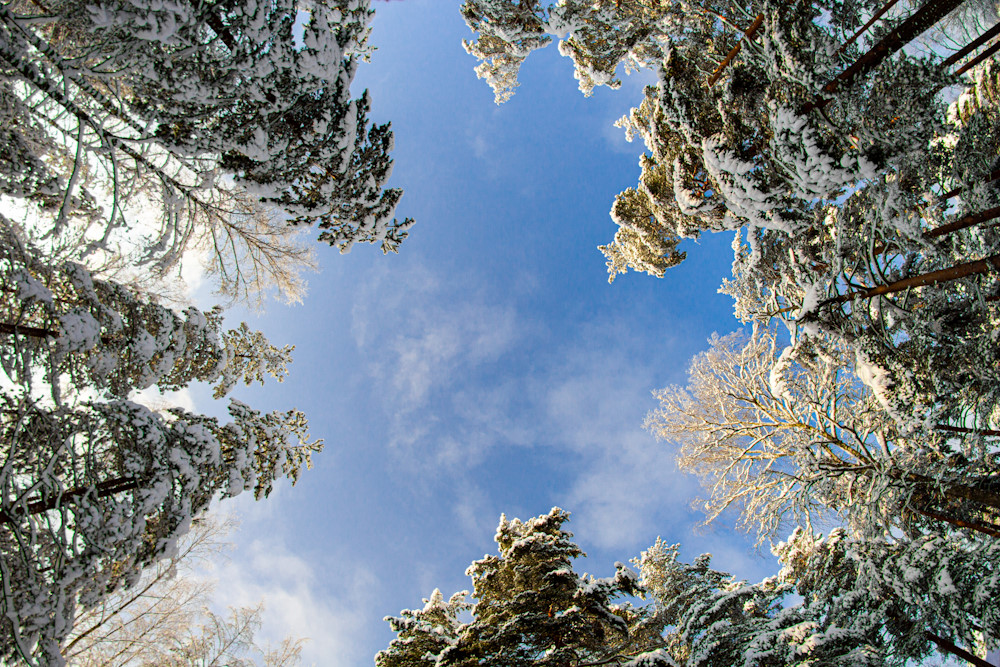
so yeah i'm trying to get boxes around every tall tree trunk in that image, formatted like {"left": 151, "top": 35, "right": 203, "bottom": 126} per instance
{"left": 836, "top": 0, "right": 902, "bottom": 55}
{"left": 204, "top": 12, "right": 237, "bottom": 51}
{"left": 942, "top": 21, "right": 1000, "bottom": 67}
{"left": 1, "top": 476, "right": 139, "bottom": 525}
{"left": 821, "top": 254, "right": 1000, "bottom": 305}
{"left": 26, "top": 475, "right": 139, "bottom": 515}
{"left": 707, "top": 14, "right": 764, "bottom": 86}
{"left": 801, "top": 0, "right": 967, "bottom": 113}
{"left": 925, "top": 206, "right": 1000, "bottom": 238}
{"left": 955, "top": 39, "right": 1000, "bottom": 76}
{"left": 0, "top": 321, "right": 116, "bottom": 345}
{"left": 901, "top": 470, "right": 1000, "bottom": 512}
{"left": 939, "top": 168, "right": 1000, "bottom": 201}
{"left": 925, "top": 631, "right": 995, "bottom": 667}
{"left": 0, "top": 322, "right": 58, "bottom": 338}
{"left": 913, "top": 505, "right": 1000, "bottom": 539}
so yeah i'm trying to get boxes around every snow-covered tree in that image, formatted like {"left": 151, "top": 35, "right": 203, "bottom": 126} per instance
{"left": 635, "top": 537, "right": 896, "bottom": 666}
{"left": 637, "top": 526, "right": 1000, "bottom": 666}
{"left": 63, "top": 517, "right": 305, "bottom": 667}
{"left": 383, "top": 509, "right": 980, "bottom": 667}
{"left": 0, "top": 222, "right": 320, "bottom": 665}
{"left": 1, "top": 219, "right": 293, "bottom": 403}
{"left": 0, "top": 0, "right": 412, "bottom": 303}
{"left": 461, "top": 0, "right": 552, "bottom": 104}
{"left": 646, "top": 326, "right": 1000, "bottom": 542}
{"left": 0, "top": 396, "right": 320, "bottom": 665}
{"left": 377, "top": 589, "right": 471, "bottom": 667}
{"left": 775, "top": 527, "right": 1000, "bottom": 664}
{"left": 379, "top": 508, "right": 663, "bottom": 667}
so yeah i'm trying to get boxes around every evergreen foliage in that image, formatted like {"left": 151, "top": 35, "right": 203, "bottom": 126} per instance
{"left": 0, "top": 220, "right": 321, "bottom": 663}
{"left": 378, "top": 508, "right": 662, "bottom": 667}
{"left": 382, "top": 510, "right": 1000, "bottom": 666}
{"left": 458, "top": 7, "right": 1000, "bottom": 664}
{"left": 0, "top": 0, "right": 412, "bottom": 303}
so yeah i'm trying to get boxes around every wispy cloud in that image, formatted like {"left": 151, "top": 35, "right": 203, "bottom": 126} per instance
{"left": 351, "top": 262, "right": 523, "bottom": 469}
{"left": 535, "top": 322, "right": 701, "bottom": 550}
{"left": 206, "top": 536, "right": 378, "bottom": 667}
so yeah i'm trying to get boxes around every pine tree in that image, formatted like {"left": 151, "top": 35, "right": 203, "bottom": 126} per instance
{"left": 0, "top": 221, "right": 321, "bottom": 665}
{"left": 0, "top": 219, "right": 293, "bottom": 403}
{"left": 0, "top": 396, "right": 320, "bottom": 665}
{"left": 635, "top": 538, "right": 894, "bottom": 666}
{"left": 379, "top": 508, "right": 662, "bottom": 667}
{"left": 382, "top": 510, "right": 952, "bottom": 667}
{"left": 377, "top": 589, "right": 471, "bottom": 667}
{"left": 776, "top": 527, "right": 1000, "bottom": 664}
{"left": 0, "top": 0, "right": 412, "bottom": 302}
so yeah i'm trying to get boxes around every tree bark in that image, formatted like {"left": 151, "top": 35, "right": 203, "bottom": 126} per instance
{"left": 204, "top": 13, "right": 237, "bottom": 51}
{"left": 925, "top": 631, "right": 995, "bottom": 667}
{"left": 913, "top": 505, "right": 1000, "bottom": 539}
{"left": 899, "top": 469, "right": 1000, "bottom": 512}
{"left": 821, "top": 254, "right": 1000, "bottom": 305}
{"left": 1, "top": 476, "right": 139, "bottom": 525}
{"left": 938, "top": 168, "right": 1000, "bottom": 202}
{"left": 25, "top": 475, "right": 139, "bottom": 515}
{"left": 0, "top": 477, "right": 139, "bottom": 525}
{"left": 836, "top": 0, "right": 902, "bottom": 55}
{"left": 955, "top": 39, "right": 1000, "bottom": 76}
{"left": 707, "top": 14, "right": 764, "bottom": 86}
{"left": 942, "top": 21, "right": 1000, "bottom": 68}
{"left": 0, "top": 322, "right": 58, "bottom": 338}
{"left": 801, "top": 0, "right": 968, "bottom": 113}
{"left": 925, "top": 207, "right": 1000, "bottom": 239}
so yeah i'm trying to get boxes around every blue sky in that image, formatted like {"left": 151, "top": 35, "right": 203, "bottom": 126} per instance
{"left": 200, "top": 2, "right": 783, "bottom": 664}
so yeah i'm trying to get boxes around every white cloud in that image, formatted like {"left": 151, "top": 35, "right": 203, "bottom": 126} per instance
{"left": 131, "top": 385, "right": 197, "bottom": 413}
{"left": 205, "top": 536, "right": 378, "bottom": 667}
{"left": 537, "top": 328, "right": 702, "bottom": 550}
{"left": 352, "top": 263, "right": 523, "bottom": 470}
{"left": 349, "top": 261, "right": 740, "bottom": 566}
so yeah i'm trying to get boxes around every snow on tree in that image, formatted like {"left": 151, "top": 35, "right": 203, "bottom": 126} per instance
{"left": 461, "top": 0, "right": 553, "bottom": 104}
{"left": 460, "top": 0, "right": 858, "bottom": 101}
{"left": 0, "top": 219, "right": 293, "bottom": 404}
{"left": 0, "top": 222, "right": 320, "bottom": 665}
{"left": 595, "top": 1, "right": 955, "bottom": 283}
{"left": 377, "top": 589, "right": 471, "bottom": 667}
{"left": 63, "top": 516, "right": 305, "bottom": 666}
{"left": 0, "top": 0, "right": 412, "bottom": 304}
{"left": 0, "top": 396, "right": 320, "bottom": 665}
{"left": 637, "top": 526, "right": 1000, "bottom": 665}
{"left": 635, "top": 537, "right": 896, "bottom": 666}
{"left": 378, "top": 508, "right": 664, "bottom": 667}
{"left": 776, "top": 527, "right": 1000, "bottom": 664}
{"left": 382, "top": 509, "right": 956, "bottom": 667}
{"left": 646, "top": 326, "right": 1000, "bottom": 542}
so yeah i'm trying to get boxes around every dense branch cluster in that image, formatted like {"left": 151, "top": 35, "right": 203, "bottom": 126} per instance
{"left": 1, "top": 0, "right": 413, "bottom": 304}
{"left": 455, "top": 0, "right": 1000, "bottom": 664}
{"left": 0, "top": 0, "right": 415, "bottom": 662}
{"left": 381, "top": 508, "right": 1000, "bottom": 667}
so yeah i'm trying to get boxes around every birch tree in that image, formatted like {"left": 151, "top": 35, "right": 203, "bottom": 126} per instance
{"left": 63, "top": 517, "right": 305, "bottom": 667}
{"left": 646, "top": 326, "right": 1000, "bottom": 541}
